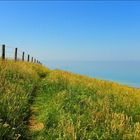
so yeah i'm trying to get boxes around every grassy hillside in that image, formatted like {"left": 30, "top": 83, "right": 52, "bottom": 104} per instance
{"left": 1, "top": 60, "right": 140, "bottom": 139}
{"left": 31, "top": 71, "right": 140, "bottom": 139}
{"left": 0, "top": 60, "right": 49, "bottom": 139}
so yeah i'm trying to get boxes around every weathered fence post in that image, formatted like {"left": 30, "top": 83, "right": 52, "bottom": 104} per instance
{"left": 27, "top": 54, "right": 30, "bottom": 62}
{"left": 34, "top": 59, "right": 36, "bottom": 63}
{"left": 22, "top": 52, "right": 25, "bottom": 61}
{"left": 15, "top": 48, "right": 18, "bottom": 61}
{"left": 31, "top": 57, "right": 33, "bottom": 62}
{"left": 2, "top": 44, "right": 5, "bottom": 60}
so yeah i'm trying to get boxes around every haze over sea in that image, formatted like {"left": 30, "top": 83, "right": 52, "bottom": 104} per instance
{"left": 45, "top": 61, "right": 140, "bottom": 88}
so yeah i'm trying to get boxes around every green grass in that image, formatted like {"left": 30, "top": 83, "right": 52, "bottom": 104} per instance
{"left": 0, "top": 60, "right": 49, "bottom": 139}
{"left": 30, "top": 70, "right": 140, "bottom": 140}
{"left": 1, "top": 60, "right": 140, "bottom": 139}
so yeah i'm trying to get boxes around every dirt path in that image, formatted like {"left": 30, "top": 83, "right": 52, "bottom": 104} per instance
{"left": 28, "top": 77, "right": 48, "bottom": 139}
{"left": 28, "top": 106, "right": 44, "bottom": 132}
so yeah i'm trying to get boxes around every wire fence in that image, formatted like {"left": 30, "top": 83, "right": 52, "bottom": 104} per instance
{"left": 0, "top": 44, "right": 42, "bottom": 64}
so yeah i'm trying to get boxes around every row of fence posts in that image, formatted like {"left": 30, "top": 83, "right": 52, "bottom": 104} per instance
{"left": 1, "top": 44, "right": 42, "bottom": 64}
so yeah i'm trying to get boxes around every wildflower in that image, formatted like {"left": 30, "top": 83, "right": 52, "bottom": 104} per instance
{"left": 15, "top": 134, "right": 21, "bottom": 140}
{"left": 12, "top": 127, "right": 16, "bottom": 130}
{"left": 3, "top": 122, "right": 10, "bottom": 128}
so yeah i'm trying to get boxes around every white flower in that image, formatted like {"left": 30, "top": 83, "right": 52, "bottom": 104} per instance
{"left": 3, "top": 123, "right": 10, "bottom": 128}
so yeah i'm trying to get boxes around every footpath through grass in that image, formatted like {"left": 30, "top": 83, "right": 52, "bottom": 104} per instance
{"left": 0, "top": 60, "right": 49, "bottom": 139}
{"left": 1, "top": 60, "right": 140, "bottom": 139}
{"left": 30, "top": 70, "right": 140, "bottom": 140}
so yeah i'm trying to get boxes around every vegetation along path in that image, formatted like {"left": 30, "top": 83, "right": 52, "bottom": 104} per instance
{"left": 29, "top": 70, "right": 140, "bottom": 140}
{"left": 1, "top": 60, "right": 140, "bottom": 140}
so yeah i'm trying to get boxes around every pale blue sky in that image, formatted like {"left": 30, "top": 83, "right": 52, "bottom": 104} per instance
{"left": 0, "top": 1, "right": 140, "bottom": 62}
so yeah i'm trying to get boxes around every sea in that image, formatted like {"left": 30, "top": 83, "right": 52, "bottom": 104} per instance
{"left": 45, "top": 61, "right": 140, "bottom": 88}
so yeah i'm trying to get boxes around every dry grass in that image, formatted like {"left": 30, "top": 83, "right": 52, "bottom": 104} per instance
{"left": 0, "top": 60, "right": 49, "bottom": 139}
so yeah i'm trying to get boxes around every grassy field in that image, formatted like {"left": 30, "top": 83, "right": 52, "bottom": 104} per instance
{"left": 0, "top": 60, "right": 140, "bottom": 139}
{"left": 0, "top": 60, "right": 49, "bottom": 139}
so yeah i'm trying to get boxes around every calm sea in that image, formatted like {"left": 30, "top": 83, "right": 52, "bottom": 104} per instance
{"left": 45, "top": 61, "right": 140, "bottom": 88}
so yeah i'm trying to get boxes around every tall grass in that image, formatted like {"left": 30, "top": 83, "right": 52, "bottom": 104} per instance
{"left": 1, "top": 60, "right": 140, "bottom": 139}
{"left": 34, "top": 70, "right": 140, "bottom": 140}
{"left": 0, "top": 60, "right": 49, "bottom": 139}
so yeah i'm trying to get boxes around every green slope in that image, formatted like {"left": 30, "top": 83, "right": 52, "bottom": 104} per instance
{"left": 0, "top": 60, "right": 49, "bottom": 139}
{"left": 30, "top": 70, "right": 140, "bottom": 140}
{"left": 0, "top": 60, "right": 140, "bottom": 140}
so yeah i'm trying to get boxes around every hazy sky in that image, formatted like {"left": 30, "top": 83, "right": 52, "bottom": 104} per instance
{"left": 0, "top": 1, "right": 140, "bottom": 62}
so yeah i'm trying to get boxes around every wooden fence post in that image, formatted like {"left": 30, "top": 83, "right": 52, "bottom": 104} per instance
{"left": 27, "top": 54, "right": 30, "bottom": 62}
{"left": 34, "top": 59, "right": 36, "bottom": 63}
{"left": 15, "top": 48, "right": 18, "bottom": 61}
{"left": 22, "top": 52, "right": 25, "bottom": 61}
{"left": 2, "top": 44, "right": 5, "bottom": 60}
{"left": 31, "top": 57, "right": 33, "bottom": 62}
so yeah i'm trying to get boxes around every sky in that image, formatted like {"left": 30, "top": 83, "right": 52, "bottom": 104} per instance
{"left": 0, "top": 1, "right": 140, "bottom": 62}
